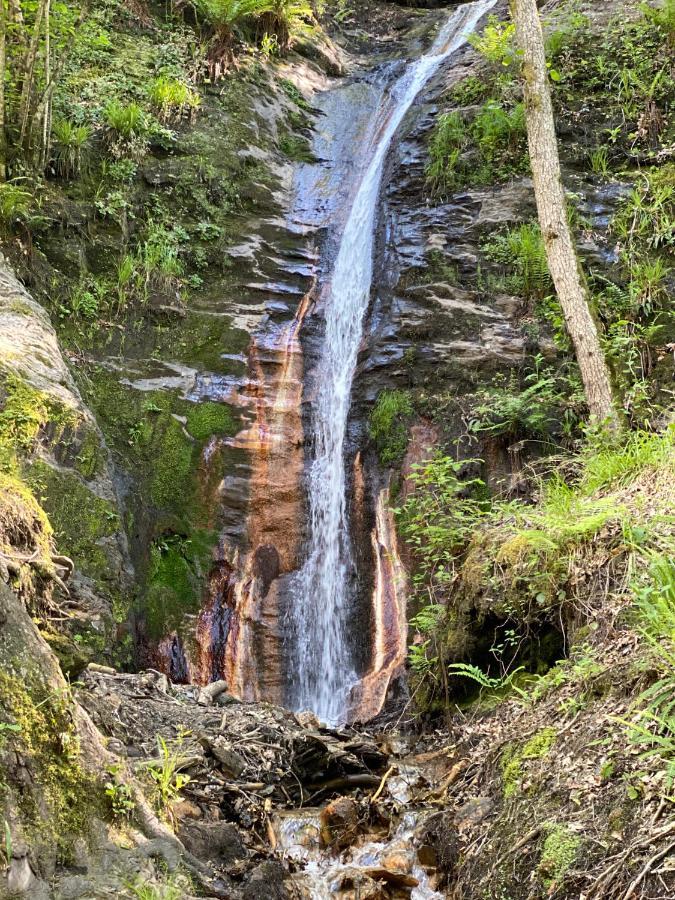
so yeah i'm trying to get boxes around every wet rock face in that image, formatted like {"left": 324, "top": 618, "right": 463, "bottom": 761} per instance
{"left": 0, "top": 257, "right": 132, "bottom": 660}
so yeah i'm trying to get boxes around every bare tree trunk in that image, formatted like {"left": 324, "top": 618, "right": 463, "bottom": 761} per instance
{"left": 18, "top": 0, "right": 48, "bottom": 150}
{"left": 0, "top": 1, "right": 7, "bottom": 181}
{"left": 510, "top": 0, "right": 620, "bottom": 430}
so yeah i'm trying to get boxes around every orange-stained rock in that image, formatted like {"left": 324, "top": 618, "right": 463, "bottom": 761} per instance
{"left": 320, "top": 797, "right": 360, "bottom": 850}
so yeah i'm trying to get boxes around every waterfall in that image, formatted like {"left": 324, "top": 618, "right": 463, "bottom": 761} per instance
{"left": 289, "top": 0, "right": 496, "bottom": 723}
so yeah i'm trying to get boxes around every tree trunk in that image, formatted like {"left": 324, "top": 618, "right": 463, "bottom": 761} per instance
{"left": 18, "top": 0, "right": 48, "bottom": 150}
{"left": 510, "top": 0, "right": 620, "bottom": 430}
{"left": 0, "top": 1, "right": 7, "bottom": 181}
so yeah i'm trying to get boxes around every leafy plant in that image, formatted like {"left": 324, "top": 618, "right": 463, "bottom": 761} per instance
{"left": 147, "top": 735, "right": 191, "bottom": 816}
{"left": 103, "top": 100, "right": 148, "bottom": 159}
{"left": 104, "top": 101, "right": 144, "bottom": 138}
{"left": 149, "top": 76, "right": 201, "bottom": 123}
{"left": 0, "top": 182, "right": 31, "bottom": 231}
{"left": 468, "top": 15, "right": 517, "bottom": 68}
{"left": 589, "top": 146, "right": 610, "bottom": 177}
{"left": 52, "top": 121, "right": 91, "bottom": 178}
{"left": 426, "top": 101, "right": 526, "bottom": 194}
{"left": 104, "top": 767, "right": 136, "bottom": 818}
{"left": 622, "top": 554, "right": 675, "bottom": 789}
{"left": 483, "top": 222, "right": 552, "bottom": 299}
{"left": 469, "top": 363, "right": 584, "bottom": 443}
{"left": 447, "top": 661, "right": 525, "bottom": 696}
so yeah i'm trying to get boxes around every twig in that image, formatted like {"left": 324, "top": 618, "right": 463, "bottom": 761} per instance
{"left": 620, "top": 838, "right": 675, "bottom": 900}
{"left": 371, "top": 766, "right": 395, "bottom": 803}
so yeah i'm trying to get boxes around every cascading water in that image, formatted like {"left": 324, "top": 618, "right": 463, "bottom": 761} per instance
{"left": 289, "top": 0, "right": 496, "bottom": 724}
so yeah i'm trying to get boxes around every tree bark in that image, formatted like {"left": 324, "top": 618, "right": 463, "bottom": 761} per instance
{"left": 510, "top": 0, "right": 620, "bottom": 430}
{"left": 0, "top": 1, "right": 7, "bottom": 181}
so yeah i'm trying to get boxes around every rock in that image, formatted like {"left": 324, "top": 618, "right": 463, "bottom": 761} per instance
{"left": 242, "top": 861, "right": 290, "bottom": 900}
{"left": 179, "top": 821, "right": 248, "bottom": 866}
{"left": 332, "top": 869, "right": 388, "bottom": 900}
{"left": 320, "top": 797, "right": 360, "bottom": 849}
{"left": 4, "top": 856, "right": 49, "bottom": 898}
{"left": 197, "top": 680, "right": 231, "bottom": 706}
{"left": 172, "top": 799, "right": 203, "bottom": 821}
{"left": 294, "top": 710, "right": 321, "bottom": 729}
{"left": 455, "top": 796, "right": 493, "bottom": 829}
{"left": 474, "top": 179, "right": 535, "bottom": 231}
{"left": 205, "top": 738, "right": 247, "bottom": 778}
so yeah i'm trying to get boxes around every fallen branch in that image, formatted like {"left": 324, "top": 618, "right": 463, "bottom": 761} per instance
{"left": 370, "top": 766, "right": 396, "bottom": 804}
{"left": 620, "top": 838, "right": 675, "bottom": 900}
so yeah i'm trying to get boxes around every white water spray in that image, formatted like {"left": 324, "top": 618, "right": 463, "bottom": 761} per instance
{"left": 290, "top": 0, "right": 497, "bottom": 723}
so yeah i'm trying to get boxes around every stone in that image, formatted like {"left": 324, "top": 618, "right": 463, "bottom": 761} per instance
{"left": 320, "top": 797, "right": 360, "bottom": 849}
{"left": 242, "top": 861, "right": 290, "bottom": 900}
{"left": 179, "top": 821, "right": 247, "bottom": 866}
{"left": 197, "top": 680, "right": 230, "bottom": 706}
{"left": 207, "top": 739, "right": 247, "bottom": 778}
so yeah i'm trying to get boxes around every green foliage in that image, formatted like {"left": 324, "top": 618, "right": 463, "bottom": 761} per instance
{"left": 640, "top": 0, "right": 675, "bottom": 47}
{"left": 482, "top": 222, "right": 551, "bottom": 300}
{"left": 447, "top": 661, "right": 525, "bottom": 694}
{"left": 104, "top": 100, "right": 144, "bottom": 139}
{"left": 127, "top": 876, "right": 186, "bottom": 900}
{"left": 613, "top": 167, "right": 675, "bottom": 254}
{"left": 279, "top": 131, "right": 314, "bottom": 161}
{"left": 580, "top": 425, "right": 674, "bottom": 493}
{"left": 0, "top": 672, "right": 101, "bottom": 859}
{"left": 369, "top": 390, "right": 413, "bottom": 466}
{"left": 104, "top": 767, "right": 136, "bottom": 819}
{"left": 189, "top": 0, "right": 313, "bottom": 51}
{"left": 52, "top": 121, "right": 91, "bottom": 178}
{"left": 103, "top": 100, "right": 148, "bottom": 159}
{"left": 0, "top": 182, "right": 31, "bottom": 232}
{"left": 468, "top": 362, "right": 585, "bottom": 443}
{"left": 149, "top": 77, "right": 201, "bottom": 123}
{"left": 588, "top": 146, "right": 609, "bottom": 178}
{"left": 468, "top": 16, "right": 517, "bottom": 68}
{"left": 147, "top": 735, "right": 191, "bottom": 816}
{"left": 426, "top": 101, "right": 526, "bottom": 194}
{"left": 624, "top": 554, "right": 675, "bottom": 790}
{"left": 501, "top": 728, "right": 557, "bottom": 798}
{"left": 397, "top": 455, "right": 486, "bottom": 605}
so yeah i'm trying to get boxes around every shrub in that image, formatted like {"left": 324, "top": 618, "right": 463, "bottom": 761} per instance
{"left": 52, "top": 121, "right": 91, "bottom": 178}
{"left": 256, "top": 0, "right": 314, "bottom": 50}
{"left": 426, "top": 101, "right": 526, "bottom": 193}
{"left": 149, "top": 76, "right": 201, "bottom": 123}
{"left": 468, "top": 15, "right": 517, "bottom": 68}
{"left": 104, "top": 100, "right": 144, "bottom": 138}
{"left": 0, "top": 181, "right": 31, "bottom": 231}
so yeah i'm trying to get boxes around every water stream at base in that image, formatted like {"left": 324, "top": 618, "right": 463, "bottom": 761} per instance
{"left": 288, "top": 0, "right": 497, "bottom": 724}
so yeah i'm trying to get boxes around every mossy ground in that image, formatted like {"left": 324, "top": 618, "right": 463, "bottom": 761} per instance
{"left": 0, "top": 671, "right": 104, "bottom": 865}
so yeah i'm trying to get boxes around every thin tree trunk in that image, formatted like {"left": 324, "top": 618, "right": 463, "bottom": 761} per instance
{"left": 18, "top": 0, "right": 48, "bottom": 149}
{"left": 0, "top": 1, "right": 7, "bottom": 181}
{"left": 510, "top": 0, "right": 620, "bottom": 430}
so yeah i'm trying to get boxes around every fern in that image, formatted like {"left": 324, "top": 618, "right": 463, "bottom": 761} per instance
{"left": 448, "top": 662, "right": 525, "bottom": 693}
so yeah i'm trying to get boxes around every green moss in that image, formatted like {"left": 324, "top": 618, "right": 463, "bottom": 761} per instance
{"left": 369, "top": 390, "right": 414, "bottom": 466}
{"left": 185, "top": 401, "right": 237, "bottom": 441}
{"left": 74, "top": 426, "right": 105, "bottom": 479}
{"left": 0, "top": 671, "right": 103, "bottom": 861}
{"left": 501, "top": 727, "right": 557, "bottom": 799}
{"left": 0, "top": 371, "right": 77, "bottom": 474}
{"left": 538, "top": 823, "right": 581, "bottom": 889}
{"left": 26, "top": 460, "right": 120, "bottom": 582}
{"left": 145, "top": 541, "right": 200, "bottom": 640}
{"left": 149, "top": 416, "right": 195, "bottom": 509}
